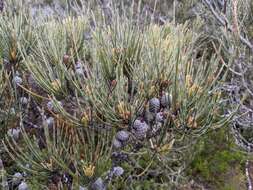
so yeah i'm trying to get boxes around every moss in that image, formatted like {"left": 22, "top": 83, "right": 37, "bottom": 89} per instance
{"left": 130, "top": 180, "right": 171, "bottom": 190}
{"left": 108, "top": 178, "right": 171, "bottom": 190}
{"left": 187, "top": 128, "right": 246, "bottom": 189}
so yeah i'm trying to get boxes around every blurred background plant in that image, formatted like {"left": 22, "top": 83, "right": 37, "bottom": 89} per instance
{"left": 0, "top": 0, "right": 252, "bottom": 189}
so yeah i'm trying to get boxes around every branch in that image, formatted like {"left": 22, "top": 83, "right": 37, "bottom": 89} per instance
{"left": 246, "top": 160, "right": 253, "bottom": 190}
{"left": 202, "top": 0, "right": 253, "bottom": 52}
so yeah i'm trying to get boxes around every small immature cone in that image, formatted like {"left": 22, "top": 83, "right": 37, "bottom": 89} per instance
{"left": 155, "top": 112, "right": 164, "bottom": 123}
{"left": 113, "top": 139, "right": 122, "bottom": 149}
{"left": 18, "top": 182, "right": 29, "bottom": 190}
{"left": 116, "top": 130, "right": 129, "bottom": 142}
{"left": 113, "top": 166, "right": 124, "bottom": 176}
{"left": 149, "top": 98, "right": 160, "bottom": 113}
{"left": 92, "top": 177, "right": 106, "bottom": 190}
{"left": 132, "top": 119, "right": 149, "bottom": 140}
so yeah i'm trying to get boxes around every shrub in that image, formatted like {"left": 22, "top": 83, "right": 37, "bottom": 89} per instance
{"left": 0, "top": 0, "right": 238, "bottom": 189}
